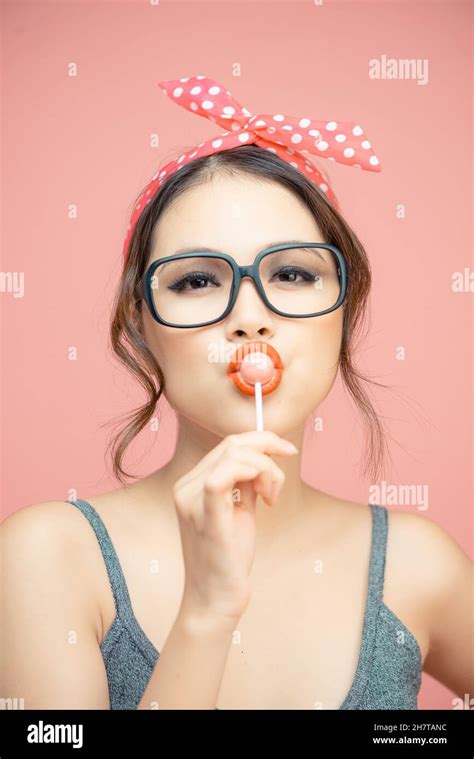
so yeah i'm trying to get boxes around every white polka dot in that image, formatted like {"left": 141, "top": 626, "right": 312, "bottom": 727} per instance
{"left": 190, "top": 151, "right": 198, "bottom": 158}
{"left": 369, "top": 155, "right": 379, "bottom": 166}
{"left": 317, "top": 141, "right": 328, "bottom": 151}
{"left": 361, "top": 140, "right": 371, "bottom": 149}
{"left": 223, "top": 106, "right": 235, "bottom": 115}
{"left": 173, "top": 87, "right": 183, "bottom": 97}
{"left": 190, "top": 86, "right": 201, "bottom": 95}
{"left": 273, "top": 114, "right": 285, "bottom": 121}
{"left": 231, "top": 122, "right": 241, "bottom": 131}
{"left": 266, "top": 147, "right": 277, "bottom": 153}
{"left": 208, "top": 86, "right": 220, "bottom": 95}
{"left": 306, "top": 165, "right": 314, "bottom": 173}
{"left": 299, "top": 118, "right": 311, "bottom": 128}
{"left": 290, "top": 162, "right": 298, "bottom": 168}
{"left": 202, "top": 100, "right": 214, "bottom": 110}
{"left": 267, "top": 126, "right": 276, "bottom": 134}
{"left": 242, "top": 107, "right": 251, "bottom": 117}
{"left": 159, "top": 170, "right": 167, "bottom": 179}
{"left": 326, "top": 121, "right": 337, "bottom": 131}
{"left": 196, "top": 75, "right": 205, "bottom": 79}
{"left": 177, "top": 154, "right": 185, "bottom": 163}
{"left": 291, "top": 133, "right": 303, "bottom": 144}
{"left": 282, "top": 125, "right": 293, "bottom": 131}
{"left": 146, "top": 188, "right": 152, "bottom": 195}
{"left": 238, "top": 132, "right": 250, "bottom": 142}
{"left": 212, "top": 139, "right": 223, "bottom": 148}
{"left": 180, "top": 77, "right": 190, "bottom": 82}
{"left": 320, "top": 183, "right": 328, "bottom": 192}
{"left": 190, "top": 102, "right": 198, "bottom": 111}
{"left": 352, "top": 125, "right": 363, "bottom": 136}
{"left": 335, "top": 134, "right": 346, "bottom": 142}
{"left": 146, "top": 198, "right": 152, "bottom": 205}
{"left": 255, "top": 120, "right": 266, "bottom": 127}
{"left": 309, "top": 129, "right": 320, "bottom": 137}
{"left": 343, "top": 147, "right": 355, "bottom": 158}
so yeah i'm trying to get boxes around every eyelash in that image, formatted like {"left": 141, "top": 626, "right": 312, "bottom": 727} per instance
{"left": 168, "top": 270, "right": 220, "bottom": 291}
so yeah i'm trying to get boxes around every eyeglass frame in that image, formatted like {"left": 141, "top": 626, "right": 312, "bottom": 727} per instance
{"left": 134, "top": 242, "right": 349, "bottom": 329}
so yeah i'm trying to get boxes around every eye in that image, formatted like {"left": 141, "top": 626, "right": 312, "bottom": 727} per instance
{"left": 269, "top": 266, "right": 320, "bottom": 284}
{"left": 168, "top": 271, "right": 221, "bottom": 291}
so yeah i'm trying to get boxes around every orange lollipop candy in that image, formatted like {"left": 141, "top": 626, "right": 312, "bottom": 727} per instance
{"left": 227, "top": 342, "right": 284, "bottom": 431}
{"left": 227, "top": 341, "right": 283, "bottom": 396}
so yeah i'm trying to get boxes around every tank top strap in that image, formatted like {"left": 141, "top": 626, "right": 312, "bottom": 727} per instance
{"left": 367, "top": 502, "right": 388, "bottom": 607}
{"left": 66, "top": 498, "right": 134, "bottom": 620}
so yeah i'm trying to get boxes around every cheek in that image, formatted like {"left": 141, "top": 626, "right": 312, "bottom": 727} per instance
{"left": 287, "top": 313, "right": 343, "bottom": 400}
{"left": 142, "top": 312, "right": 214, "bottom": 409}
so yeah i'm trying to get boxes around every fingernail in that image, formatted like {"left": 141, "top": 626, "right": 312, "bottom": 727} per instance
{"left": 283, "top": 442, "right": 298, "bottom": 453}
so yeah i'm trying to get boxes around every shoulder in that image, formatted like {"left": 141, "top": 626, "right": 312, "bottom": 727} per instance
{"left": 1, "top": 501, "right": 114, "bottom": 708}
{"left": 330, "top": 497, "right": 471, "bottom": 621}
{"left": 383, "top": 506, "right": 473, "bottom": 697}
{"left": 383, "top": 506, "right": 472, "bottom": 598}
{"left": 1, "top": 501, "right": 106, "bottom": 640}
{"left": 2, "top": 499, "right": 101, "bottom": 554}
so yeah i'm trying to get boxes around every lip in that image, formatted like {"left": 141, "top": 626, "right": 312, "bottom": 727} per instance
{"left": 226, "top": 340, "right": 284, "bottom": 396}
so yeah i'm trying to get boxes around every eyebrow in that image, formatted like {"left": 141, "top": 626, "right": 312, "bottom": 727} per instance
{"left": 170, "top": 240, "right": 324, "bottom": 256}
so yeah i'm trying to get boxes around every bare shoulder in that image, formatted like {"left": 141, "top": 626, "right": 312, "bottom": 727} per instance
{"left": 385, "top": 507, "right": 473, "bottom": 696}
{"left": 1, "top": 500, "right": 114, "bottom": 707}
{"left": 326, "top": 497, "right": 472, "bottom": 674}
{"left": 2, "top": 499, "right": 106, "bottom": 556}
{"left": 383, "top": 506, "right": 472, "bottom": 598}
{"left": 1, "top": 500, "right": 107, "bottom": 641}
{"left": 328, "top": 497, "right": 473, "bottom": 598}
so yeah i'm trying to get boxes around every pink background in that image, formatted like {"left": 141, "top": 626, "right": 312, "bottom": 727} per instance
{"left": 2, "top": 0, "right": 472, "bottom": 709}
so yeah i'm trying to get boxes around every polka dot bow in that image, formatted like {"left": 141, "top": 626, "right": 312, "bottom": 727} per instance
{"left": 122, "top": 74, "right": 382, "bottom": 262}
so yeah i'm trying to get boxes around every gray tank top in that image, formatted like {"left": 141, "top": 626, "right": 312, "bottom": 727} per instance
{"left": 66, "top": 499, "right": 422, "bottom": 710}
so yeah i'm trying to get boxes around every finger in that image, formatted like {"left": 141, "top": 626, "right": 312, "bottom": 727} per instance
{"left": 228, "top": 447, "right": 282, "bottom": 505}
{"left": 178, "top": 431, "right": 297, "bottom": 489}
{"left": 202, "top": 461, "right": 261, "bottom": 519}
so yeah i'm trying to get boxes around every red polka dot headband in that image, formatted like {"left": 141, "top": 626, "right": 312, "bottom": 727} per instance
{"left": 122, "top": 74, "right": 382, "bottom": 263}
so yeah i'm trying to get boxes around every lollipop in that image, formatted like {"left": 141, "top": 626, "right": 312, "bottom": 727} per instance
{"left": 226, "top": 341, "right": 283, "bottom": 431}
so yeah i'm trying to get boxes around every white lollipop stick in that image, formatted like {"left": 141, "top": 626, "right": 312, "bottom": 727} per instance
{"left": 255, "top": 381, "right": 264, "bottom": 431}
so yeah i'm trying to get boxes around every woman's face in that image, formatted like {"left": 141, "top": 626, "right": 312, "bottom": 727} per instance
{"left": 141, "top": 174, "right": 344, "bottom": 439}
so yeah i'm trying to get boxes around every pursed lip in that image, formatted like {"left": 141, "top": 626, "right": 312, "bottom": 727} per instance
{"left": 226, "top": 340, "right": 284, "bottom": 397}
{"left": 226, "top": 340, "right": 283, "bottom": 372}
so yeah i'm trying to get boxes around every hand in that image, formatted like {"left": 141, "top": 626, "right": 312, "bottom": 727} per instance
{"left": 173, "top": 431, "right": 298, "bottom": 625}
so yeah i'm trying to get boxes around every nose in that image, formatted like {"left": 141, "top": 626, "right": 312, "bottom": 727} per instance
{"left": 224, "top": 276, "right": 275, "bottom": 340}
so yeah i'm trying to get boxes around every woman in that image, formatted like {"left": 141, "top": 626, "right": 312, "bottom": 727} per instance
{"left": 2, "top": 77, "right": 472, "bottom": 711}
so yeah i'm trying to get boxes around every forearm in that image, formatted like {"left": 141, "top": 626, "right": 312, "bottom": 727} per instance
{"left": 136, "top": 607, "right": 236, "bottom": 710}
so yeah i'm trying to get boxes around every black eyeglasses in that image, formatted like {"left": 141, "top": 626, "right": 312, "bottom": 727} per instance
{"left": 134, "top": 243, "right": 348, "bottom": 328}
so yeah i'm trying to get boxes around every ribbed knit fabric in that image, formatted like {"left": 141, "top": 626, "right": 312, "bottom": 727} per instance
{"left": 67, "top": 499, "right": 422, "bottom": 710}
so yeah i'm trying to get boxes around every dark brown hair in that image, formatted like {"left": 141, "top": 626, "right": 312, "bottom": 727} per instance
{"left": 104, "top": 144, "right": 394, "bottom": 487}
